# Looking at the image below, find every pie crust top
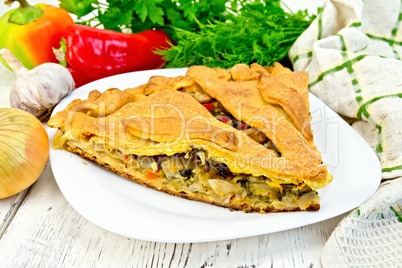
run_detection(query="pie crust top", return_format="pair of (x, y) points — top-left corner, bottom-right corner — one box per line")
(48, 63), (333, 190)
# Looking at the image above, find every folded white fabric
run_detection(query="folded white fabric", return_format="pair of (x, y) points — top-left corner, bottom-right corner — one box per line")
(321, 178), (402, 267)
(289, 0), (402, 266)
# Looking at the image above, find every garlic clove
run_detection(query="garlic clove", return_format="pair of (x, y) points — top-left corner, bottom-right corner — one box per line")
(1, 48), (75, 121)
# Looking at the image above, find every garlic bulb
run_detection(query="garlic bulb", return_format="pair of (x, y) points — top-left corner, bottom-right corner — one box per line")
(0, 48), (75, 121)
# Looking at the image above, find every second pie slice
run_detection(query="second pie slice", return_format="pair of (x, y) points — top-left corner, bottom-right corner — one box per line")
(48, 63), (333, 213)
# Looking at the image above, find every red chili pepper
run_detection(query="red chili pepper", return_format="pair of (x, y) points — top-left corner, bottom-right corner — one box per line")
(203, 103), (214, 112)
(62, 24), (172, 87)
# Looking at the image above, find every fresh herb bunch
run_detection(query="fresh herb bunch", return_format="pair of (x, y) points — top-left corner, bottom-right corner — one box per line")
(160, 3), (315, 68)
(58, 0), (237, 40)
(58, 0), (316, 68)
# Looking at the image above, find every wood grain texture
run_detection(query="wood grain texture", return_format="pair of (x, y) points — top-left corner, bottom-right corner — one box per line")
(0, 162), (344, 267)
(0, 190), (28, 238)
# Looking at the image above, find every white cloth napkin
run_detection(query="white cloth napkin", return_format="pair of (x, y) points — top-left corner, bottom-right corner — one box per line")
(321, 178), (402, 267)
(289, 0), (402, 266)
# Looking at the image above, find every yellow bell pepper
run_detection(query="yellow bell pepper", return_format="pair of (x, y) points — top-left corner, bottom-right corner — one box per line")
(0, 0), (74, 69)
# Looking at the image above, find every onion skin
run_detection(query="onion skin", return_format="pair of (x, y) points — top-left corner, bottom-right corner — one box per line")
(0, 108), (49, 199)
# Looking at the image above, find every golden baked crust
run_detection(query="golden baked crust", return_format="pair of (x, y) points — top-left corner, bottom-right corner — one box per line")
(48, 63), (333, 213)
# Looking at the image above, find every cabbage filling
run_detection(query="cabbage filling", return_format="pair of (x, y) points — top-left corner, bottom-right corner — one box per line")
(116, 148), (319, 211)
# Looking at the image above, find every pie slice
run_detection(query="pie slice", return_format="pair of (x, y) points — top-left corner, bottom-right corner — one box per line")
(48, 63), (333, 213)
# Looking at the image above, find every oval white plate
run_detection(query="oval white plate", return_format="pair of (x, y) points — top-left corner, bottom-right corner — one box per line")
(48, 68), (382, 243)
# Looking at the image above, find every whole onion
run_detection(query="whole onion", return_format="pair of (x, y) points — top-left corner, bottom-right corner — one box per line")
(0, 108), (49, 199)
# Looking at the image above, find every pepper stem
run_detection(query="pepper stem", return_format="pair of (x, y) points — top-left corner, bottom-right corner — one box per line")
(5, 0), (29, 7)
(6, 0), (44, 25)
(0, 49), (28, 77)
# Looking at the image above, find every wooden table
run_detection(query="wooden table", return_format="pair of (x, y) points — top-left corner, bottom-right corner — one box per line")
(0, 1), (346, 266)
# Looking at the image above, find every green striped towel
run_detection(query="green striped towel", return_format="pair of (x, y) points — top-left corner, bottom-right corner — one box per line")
(290, 0), (402, 179)
(289, 0), (402, 266)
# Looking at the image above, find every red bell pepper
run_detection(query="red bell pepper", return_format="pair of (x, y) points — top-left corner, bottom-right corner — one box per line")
(62, 24), (172, 87)
(203, 103), (215, 112)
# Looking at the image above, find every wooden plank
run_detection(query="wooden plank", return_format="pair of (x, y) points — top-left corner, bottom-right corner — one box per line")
(0, 190), (29, 238)
(0, 161), (343, 267)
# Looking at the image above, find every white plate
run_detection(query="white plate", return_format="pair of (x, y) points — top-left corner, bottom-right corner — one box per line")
(48, 68), (382, 243)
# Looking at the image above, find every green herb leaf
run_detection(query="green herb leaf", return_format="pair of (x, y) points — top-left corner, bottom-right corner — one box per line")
(59, 0), (97, 18)
(134, 1), (148, 22)
(98, 6), (134, 31)
(147, 4), (165, 26)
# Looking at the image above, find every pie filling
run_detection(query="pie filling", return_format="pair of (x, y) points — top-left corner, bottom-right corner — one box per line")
(58, 134), (320, 212)
(197, 98), (280, 156)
